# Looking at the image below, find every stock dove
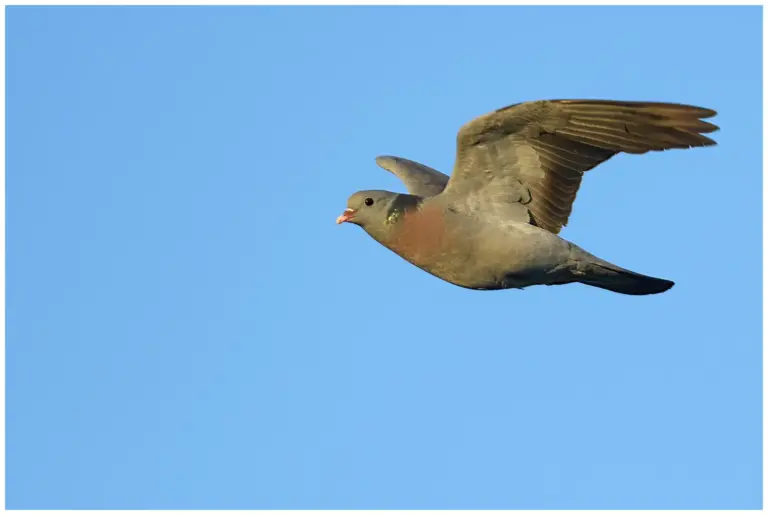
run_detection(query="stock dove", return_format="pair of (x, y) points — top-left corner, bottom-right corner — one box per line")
(336, 99), (718, 295)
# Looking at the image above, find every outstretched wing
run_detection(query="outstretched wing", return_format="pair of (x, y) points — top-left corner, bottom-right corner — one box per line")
(376, 155), (450, 197)
(442, 99), (719, 234)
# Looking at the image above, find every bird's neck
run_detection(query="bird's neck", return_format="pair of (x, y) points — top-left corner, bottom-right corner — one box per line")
(364, 193), (423, 244)
(385, 194), (423, 225)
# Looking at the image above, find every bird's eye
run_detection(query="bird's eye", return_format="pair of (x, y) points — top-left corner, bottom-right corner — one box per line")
(364, 197), (374, 206)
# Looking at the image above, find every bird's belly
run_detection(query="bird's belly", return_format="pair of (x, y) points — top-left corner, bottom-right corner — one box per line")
(392, 222), (572, 290)
(393, 242), (473, 284)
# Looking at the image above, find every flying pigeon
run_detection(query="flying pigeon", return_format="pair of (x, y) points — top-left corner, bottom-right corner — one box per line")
(336, 99), (718, 295)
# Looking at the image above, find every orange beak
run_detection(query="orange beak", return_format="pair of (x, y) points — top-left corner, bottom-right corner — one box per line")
(336, 208), (357, 224)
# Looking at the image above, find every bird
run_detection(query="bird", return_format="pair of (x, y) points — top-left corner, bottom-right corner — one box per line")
(336, 99), (718, 295)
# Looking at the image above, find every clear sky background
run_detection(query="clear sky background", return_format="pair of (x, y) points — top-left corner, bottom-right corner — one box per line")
(6, 5), (762, 510)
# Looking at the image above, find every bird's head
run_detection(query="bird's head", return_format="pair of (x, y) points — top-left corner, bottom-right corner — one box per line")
(336, 190), (401, 229)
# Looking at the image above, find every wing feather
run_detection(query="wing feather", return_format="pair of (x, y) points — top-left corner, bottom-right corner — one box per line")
(443, 99), (719, 233)
(375, 155), (449, 197)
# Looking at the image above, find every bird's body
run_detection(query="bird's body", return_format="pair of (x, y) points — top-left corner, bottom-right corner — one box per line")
(359, 192), (671, 294)
(376, 194), (565, 288)
(337, 99), (719, 296)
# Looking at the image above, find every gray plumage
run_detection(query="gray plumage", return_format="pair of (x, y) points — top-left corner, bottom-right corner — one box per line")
(337, 99), (719, 295)
(375, 155), (449, 197)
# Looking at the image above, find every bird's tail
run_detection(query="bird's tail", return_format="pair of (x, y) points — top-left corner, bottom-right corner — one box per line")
(576, 259), (674, 296)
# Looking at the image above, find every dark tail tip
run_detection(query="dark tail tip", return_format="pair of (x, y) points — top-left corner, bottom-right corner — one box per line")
(644, 278), (675, 295)
(581, 266), (675, 296)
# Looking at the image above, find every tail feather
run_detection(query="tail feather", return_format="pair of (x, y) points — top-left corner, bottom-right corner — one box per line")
(578, 262), (674, 296)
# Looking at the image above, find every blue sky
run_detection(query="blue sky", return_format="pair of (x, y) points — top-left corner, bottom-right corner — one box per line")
(6, 5), (762, 509)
